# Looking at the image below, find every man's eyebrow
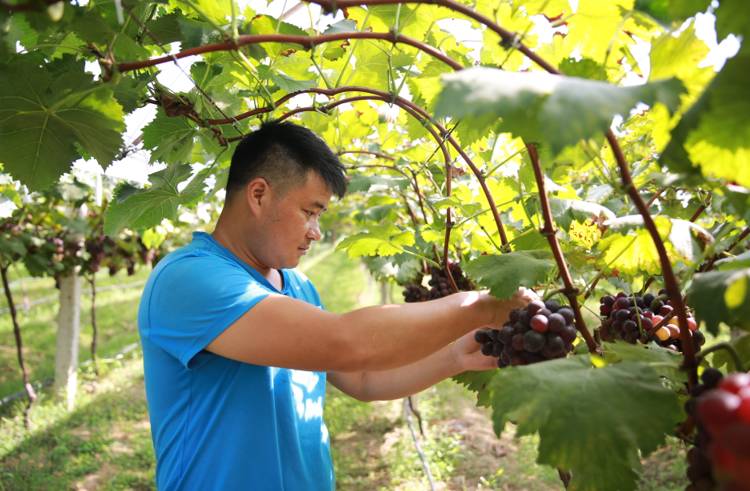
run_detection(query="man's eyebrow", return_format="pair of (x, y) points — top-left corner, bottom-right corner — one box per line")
(313, 201), (328, 211)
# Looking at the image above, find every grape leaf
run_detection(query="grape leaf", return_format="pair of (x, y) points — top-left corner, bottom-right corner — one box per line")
(649, 23), (712, 103)
(660, 52), (750, 187)
(634, 0), (710, 24)
(0, 57), (124, 190)
(716, 250), (750, 271)
(337, 226), (415, 257)
(687, 268), (750, 334)
(710, 334), (750, 372)
(104, 164), (202, 235)
(452, 370), (497, 407)
(142, 109), (198, 164)
(600, 341), (685, 381)
(464, 250), (554, 299)
(347, 175), (409, 193)
(488, 355), (683, 491)
(434, 68), (685, 155)
(714, 0), (750, 40)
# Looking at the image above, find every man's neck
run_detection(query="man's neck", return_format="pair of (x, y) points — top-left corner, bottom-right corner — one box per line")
(212, 219), (283, 290)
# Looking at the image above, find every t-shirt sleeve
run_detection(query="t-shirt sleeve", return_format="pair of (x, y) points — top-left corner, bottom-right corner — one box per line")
(144, 254), (272, 368)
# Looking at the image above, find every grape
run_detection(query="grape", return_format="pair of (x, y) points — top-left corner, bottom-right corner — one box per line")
(697, 390), (741, 436)
(481, 343), (494, 356)
(614, 297), (630, 310)
(701, 368), (724, 389)
(558, 307), (574, 324)
(715, 423), (750, 457)
(559, 325), (577, 343)
(511, 334), (525, 351)
(654, 327), (670, 342)
(498, 325), (514, 344)
(475, 329), (492, 344)
(530, 314), (549, 333)
(527, 300), (545, 316)
(719, 373), (750, 395)
(536, 307), (552, 318)
(642, 293), (655, 306)
(523, 330), (545, 353)
(650, 299), (664, 311)
(544, 335), (565, 357)
(693, 331), (706, 350)
(544, 299), (560, 312)
(547, 313), (566, 333)
(614, 309), (629, 322)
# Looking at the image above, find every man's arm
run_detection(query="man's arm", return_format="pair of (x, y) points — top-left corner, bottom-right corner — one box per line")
(327, 328), (496, 401)
(206, 289), (533, 373)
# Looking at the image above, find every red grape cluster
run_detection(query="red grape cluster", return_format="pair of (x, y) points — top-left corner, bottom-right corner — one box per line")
(685, 368), (750, 491)
(402, 263), (474, 303)
(475, 299), (578, 368)
(599, 290), (704, 352)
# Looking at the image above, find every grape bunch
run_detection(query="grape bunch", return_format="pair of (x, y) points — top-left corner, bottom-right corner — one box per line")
(599, 290), (704, 352)
(684, 368), (750, 491)
(403, 284), (430, 302)
(474, 299), (578, 368)
(402, 262), (474, 303)
(84, 235), (108, 273)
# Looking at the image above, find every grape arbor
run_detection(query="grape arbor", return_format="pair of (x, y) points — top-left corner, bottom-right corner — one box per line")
(1, 0), (750, 489)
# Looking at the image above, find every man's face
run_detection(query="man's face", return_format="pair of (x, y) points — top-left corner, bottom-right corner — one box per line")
(259, 170), (332, 269)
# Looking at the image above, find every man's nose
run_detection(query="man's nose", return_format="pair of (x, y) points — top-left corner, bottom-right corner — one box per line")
(307, 220), (322, 241)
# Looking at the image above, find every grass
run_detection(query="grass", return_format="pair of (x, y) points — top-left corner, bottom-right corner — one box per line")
(0, 267), (150, 399)
(0, 243), (691, 490)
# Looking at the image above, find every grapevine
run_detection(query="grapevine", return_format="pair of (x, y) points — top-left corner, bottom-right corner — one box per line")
(1, 0), (749, 489)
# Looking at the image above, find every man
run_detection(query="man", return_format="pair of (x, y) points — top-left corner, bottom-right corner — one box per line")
(138, 121), (534, 490)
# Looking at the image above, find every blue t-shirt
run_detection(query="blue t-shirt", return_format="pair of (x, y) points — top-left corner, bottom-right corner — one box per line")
(138, 231), (334, 490)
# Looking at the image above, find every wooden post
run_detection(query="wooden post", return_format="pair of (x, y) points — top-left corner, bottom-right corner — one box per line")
(55, 272), (82, 410)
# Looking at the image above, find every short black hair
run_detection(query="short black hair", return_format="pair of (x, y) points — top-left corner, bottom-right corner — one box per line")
(226, 121), (347, 200)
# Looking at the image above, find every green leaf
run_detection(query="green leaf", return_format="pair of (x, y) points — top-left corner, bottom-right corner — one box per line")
(464, 250), (554, 299)
(0, 57), (124, 190)
(146, 12), (184, 44)
(347, 174), (409, 193)
(559, 57), (608, 81)
(634, 0), (710, 24)
(337, 226), (415, 257)
(103, 164), (196, 235)
(711, 334), (750, 372)
(452, 370), (497, 407)
(601, 341), (685, 381)
(435, 68), (685, 155)
(716, 250), (750, 271)
(687, 268), (750, 334)
(142, 109), (198, 164)
(323, 19), (357, 34)
(714, 0), (750, 40)
(257, 65), (317, 93)
(649, 23), (712, 103)
(489, 355), (683, 491)
(660, 52), (750, 187)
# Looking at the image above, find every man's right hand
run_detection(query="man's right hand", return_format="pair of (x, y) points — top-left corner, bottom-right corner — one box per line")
(490, 287), (539, 327)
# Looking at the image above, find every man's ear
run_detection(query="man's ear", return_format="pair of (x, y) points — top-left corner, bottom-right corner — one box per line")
(245, 177), (271, 213)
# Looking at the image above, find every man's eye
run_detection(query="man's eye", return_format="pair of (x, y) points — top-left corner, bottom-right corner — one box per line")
(303, 209), (314, 217)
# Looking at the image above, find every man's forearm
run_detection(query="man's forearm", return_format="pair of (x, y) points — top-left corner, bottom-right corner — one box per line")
(354, 343), (463, 401)
(337, 291), (505, 371)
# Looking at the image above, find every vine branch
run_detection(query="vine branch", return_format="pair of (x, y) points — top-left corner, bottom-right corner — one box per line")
(526, 143), (598, 353)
